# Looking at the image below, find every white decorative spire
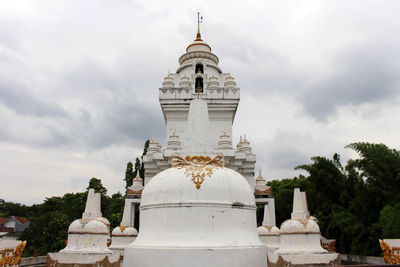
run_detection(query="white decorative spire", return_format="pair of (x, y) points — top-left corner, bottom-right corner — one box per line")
(162, 75), (175, 87)
(224, 74), (236, 88)
(82, 189), (101, 219)
(239, 134), (252, 154)
(95, 192), (102, 218)
(182, 99), (212, 153)
(147, 138), (162, 154)
(218, 131), (232, 149)
(130, 172), (144, 194)
(167, 132), (181, 150)
(120, 201), (131, 227)
(254, 170), (271, 195)
(236, 135), (243, 151)
(262, 204), (272, 227)
(208, 75), (220, 87)
(291, 188), (310, 219)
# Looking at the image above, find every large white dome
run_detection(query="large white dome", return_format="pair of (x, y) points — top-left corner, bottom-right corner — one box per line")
(141, 165), (255, 208)
(124, 155), (267, 267)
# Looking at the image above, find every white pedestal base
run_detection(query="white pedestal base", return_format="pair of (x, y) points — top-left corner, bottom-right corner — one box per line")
(124, 246), (267, 267)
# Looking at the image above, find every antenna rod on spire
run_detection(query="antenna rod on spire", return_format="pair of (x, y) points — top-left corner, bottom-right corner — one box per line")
(196, 12), (203, 40)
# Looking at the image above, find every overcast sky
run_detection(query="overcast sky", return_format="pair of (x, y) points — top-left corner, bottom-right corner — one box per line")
(1, 0), (399, 205)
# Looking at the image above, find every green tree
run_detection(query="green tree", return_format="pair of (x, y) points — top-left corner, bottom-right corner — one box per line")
(133, 157), (141, 178)
(124, 162), (135, 188)
(87, 177), (107, 195)
(19, 178), (121, 256)
(378, 203), (400, 238)
(124, 139), (150, 188)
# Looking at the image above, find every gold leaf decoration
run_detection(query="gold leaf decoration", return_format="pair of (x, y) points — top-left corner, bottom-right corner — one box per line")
(171, 154), (224, 189)
(295, 218), (309, 228)
(0, 241), (26, 266)
(380, 239), (400, 264)
(120, 226), (128, 232)
(264, 225), (273, 232)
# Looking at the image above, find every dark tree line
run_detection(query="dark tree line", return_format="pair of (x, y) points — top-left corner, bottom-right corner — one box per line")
(268, 142), (400, 256)
(0, 178), (124, 256)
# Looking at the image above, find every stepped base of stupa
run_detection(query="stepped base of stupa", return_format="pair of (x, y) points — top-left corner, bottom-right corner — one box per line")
(267, 252), (340, 267)
(46, 252), (121, 267)
(124, 246), (267, 267)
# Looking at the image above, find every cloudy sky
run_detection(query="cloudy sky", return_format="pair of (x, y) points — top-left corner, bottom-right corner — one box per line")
(1, 0), (399, 205)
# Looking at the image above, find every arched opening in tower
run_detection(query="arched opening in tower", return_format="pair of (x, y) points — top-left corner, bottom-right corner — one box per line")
(195, 77), (204, 93)
(195, 63), (204, 74)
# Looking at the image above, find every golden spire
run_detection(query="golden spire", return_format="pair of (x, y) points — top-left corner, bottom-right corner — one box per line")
(195, 12), (203, 41)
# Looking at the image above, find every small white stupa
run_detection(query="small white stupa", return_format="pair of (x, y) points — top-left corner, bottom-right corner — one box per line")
(257, 203), (280, 252)
(166, 132), (182, 150)
(218, 131), (232, 150)
(47, 189), (120, 267)
(124, 155), (267, 267)
(267, 188), (340, 266)
(109, 201), (138, 255)
(254, 170), (271, 195)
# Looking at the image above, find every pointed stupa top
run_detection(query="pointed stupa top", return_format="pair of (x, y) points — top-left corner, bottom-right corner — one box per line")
(185, 15), (212, 53)
(262, 203), (273, 227)
(179, 14), (219, 65)
(257, 204), (279, 236)
(196, 23), (202, 41)
(82, 189), (102, 219)
(291, 188), (310, 219)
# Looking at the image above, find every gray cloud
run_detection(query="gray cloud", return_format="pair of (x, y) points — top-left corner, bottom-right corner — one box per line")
(1, 0), (400, 204)
(299, 42), (400, 121)
(0, 76), (68, 118)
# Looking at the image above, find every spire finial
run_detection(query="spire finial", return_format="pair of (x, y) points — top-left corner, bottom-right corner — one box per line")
(196, 12), (203, 41)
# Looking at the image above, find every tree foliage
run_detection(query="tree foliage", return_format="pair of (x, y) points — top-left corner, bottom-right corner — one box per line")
(16, 178), (124, 256)
(124, 140), (150, 188)
(269, 142), (400, 256)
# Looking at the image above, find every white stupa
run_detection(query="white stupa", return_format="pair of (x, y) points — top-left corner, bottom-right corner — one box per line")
(124, 155), (267, 267)
(257, 203), (280, 252)
(267, 188), (340, 266)
(109, 200), (138, 254)
(47, 189), (120, 267)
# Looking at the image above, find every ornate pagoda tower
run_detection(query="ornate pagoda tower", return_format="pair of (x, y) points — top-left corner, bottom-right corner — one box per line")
(142, 24), (257, 189)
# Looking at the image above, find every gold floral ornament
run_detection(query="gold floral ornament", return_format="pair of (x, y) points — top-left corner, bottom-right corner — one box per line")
(172, 154), (224, 189)
(380, 239), (400, 264)
(0, 241), (26, 266)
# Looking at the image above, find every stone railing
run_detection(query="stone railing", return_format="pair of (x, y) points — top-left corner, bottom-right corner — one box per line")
(20, 256), (47, 267)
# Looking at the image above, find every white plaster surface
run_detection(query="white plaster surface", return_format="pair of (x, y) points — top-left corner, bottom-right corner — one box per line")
(124, 167), (267, 267)
(109, 226), (137, 254)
